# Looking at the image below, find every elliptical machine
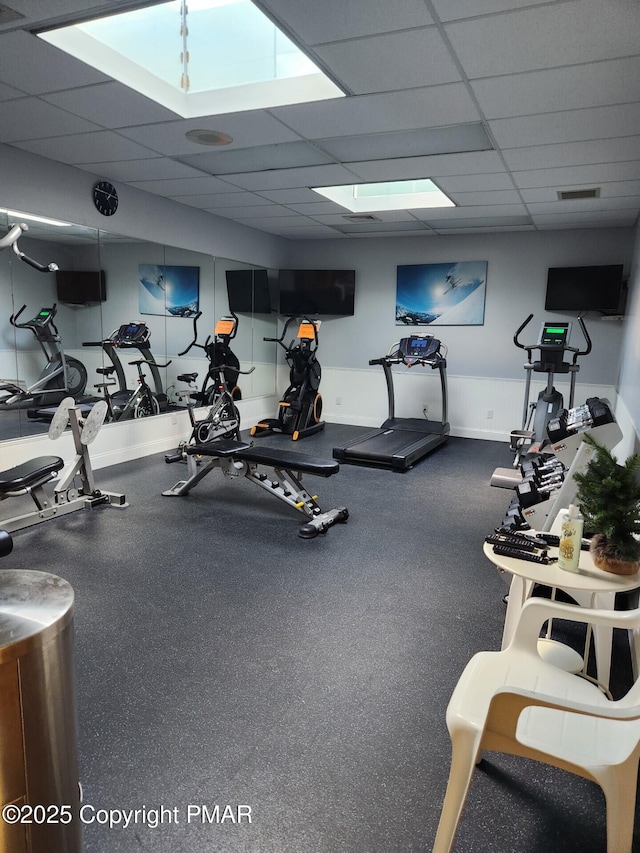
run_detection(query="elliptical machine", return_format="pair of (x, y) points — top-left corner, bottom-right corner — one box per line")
(251, 316), (324, 441)
(0, 304), (88, 408)
(509, 314), (592, 463)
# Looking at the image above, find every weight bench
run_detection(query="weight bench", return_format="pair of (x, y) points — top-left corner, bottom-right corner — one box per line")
(162, 438), (348, 538)
(0, 398), (127, 534)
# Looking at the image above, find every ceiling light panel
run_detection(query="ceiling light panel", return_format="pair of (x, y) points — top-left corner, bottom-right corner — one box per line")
(312, 178), (455, 213)
(38, 0), (344, 117)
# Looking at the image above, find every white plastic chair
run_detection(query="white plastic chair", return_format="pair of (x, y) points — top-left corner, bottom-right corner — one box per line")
(433, 597), (640, 853)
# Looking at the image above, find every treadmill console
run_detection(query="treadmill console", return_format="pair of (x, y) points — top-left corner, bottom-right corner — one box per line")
(398, 335), (441, 362)
(112, 322), (151, 346)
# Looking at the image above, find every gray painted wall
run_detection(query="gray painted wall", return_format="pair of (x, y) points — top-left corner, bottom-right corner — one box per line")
(284, 230), (634, 388)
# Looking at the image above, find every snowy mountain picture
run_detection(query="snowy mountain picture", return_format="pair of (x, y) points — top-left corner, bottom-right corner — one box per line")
(396, 261), (487, 326)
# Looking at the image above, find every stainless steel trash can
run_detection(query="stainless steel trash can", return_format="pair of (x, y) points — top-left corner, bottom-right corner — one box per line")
(0, 570), (81, 853)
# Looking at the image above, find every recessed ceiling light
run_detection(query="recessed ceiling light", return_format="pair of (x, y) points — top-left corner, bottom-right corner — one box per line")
(185, 129), (234, 146)
(312, 179), (455, 213)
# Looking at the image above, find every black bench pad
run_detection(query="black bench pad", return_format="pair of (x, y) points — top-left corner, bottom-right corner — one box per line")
(0, 455), (64, 494)
(188, 440), (339, 477)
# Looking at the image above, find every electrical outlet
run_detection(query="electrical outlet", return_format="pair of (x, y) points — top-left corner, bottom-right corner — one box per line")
(423, 404), (429, 416)
(487, 409), (494, 420)
(336, 397), (342, 406)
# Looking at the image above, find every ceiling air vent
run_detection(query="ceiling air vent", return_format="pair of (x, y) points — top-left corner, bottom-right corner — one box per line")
(342, 214), (381, 222)
(557, 188), (601, 200)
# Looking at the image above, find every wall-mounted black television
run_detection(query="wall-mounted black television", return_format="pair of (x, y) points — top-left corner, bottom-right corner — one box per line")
(56, 270), (106, 304)
(225, 268), (272, 314)
(278, 269), (356, 316)
(544, 264), (625, 312)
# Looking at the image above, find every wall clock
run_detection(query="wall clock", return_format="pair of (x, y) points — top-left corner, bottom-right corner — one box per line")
(93, 181), (119, 216)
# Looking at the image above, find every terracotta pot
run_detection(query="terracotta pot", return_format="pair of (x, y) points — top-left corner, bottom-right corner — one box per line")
(590, 534), (640, 576)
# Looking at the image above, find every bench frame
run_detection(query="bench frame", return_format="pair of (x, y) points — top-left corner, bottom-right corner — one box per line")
(163, 439), (348, 538)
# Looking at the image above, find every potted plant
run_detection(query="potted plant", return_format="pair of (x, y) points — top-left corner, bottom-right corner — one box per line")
(574, 434), (640, 575)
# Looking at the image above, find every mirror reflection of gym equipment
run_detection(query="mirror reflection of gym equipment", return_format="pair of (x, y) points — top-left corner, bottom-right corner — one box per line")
(83, 322), (170, 421)
(333, 334), (450, 471)
(0, 304), (88, 410)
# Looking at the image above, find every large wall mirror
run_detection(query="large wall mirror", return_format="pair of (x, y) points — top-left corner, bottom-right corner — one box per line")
(0, 210), (277, 441)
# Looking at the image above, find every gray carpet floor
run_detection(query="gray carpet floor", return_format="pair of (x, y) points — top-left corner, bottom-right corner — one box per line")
(1, 424), (636, 852)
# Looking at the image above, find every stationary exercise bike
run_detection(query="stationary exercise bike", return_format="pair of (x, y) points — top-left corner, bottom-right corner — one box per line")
(165, 312), (254, 462)
(251, 316), (324, 441)
(509, 314), (592, 463)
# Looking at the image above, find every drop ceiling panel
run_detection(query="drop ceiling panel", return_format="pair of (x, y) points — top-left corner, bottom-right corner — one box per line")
(220, 163), (359, 191)
(437, 172), (517, 192)
(445, 189), (523, 206)
(436, 225), (536, 234)
(255, 188), (324, 204)
(512, 161), (640, 190)
(336, 221), (431, 233)
(348, 151), (505, 181)
(411, 204), (527, 221)
(427, 215), (532, 229)
(310, 210), (418, 226)
(270, 84), (480, 139)
(78, 158), (211, 182)
(445, 0), (640, 78)
(526, 196), (640, 215)
(14, 130), (159, 164)
(177, 141), (334, 175)
(0, 31), (108, 93)
(532, 211), (638, 227)
(284, 201), (348, 215)
(257, 0), (433, 44)
(432, 0), (552, 22)
(522, 181), (640, 203)
(317, 124), (492, 163)
(503, 136), (640, 171)
(204, 204), (293, 219)
(0, 81), (25, 101)
(118, 112), (302, 156)
(43, 82), (177, 127)
(0, 0), (636, 238)
(129, 179), (245, 197)
(313, 28), (460, 95)
(471, 57), (640, 120)
(169, 192), (270, 209)
(490, 103), (640, 149)
(0, 97), (100, 141)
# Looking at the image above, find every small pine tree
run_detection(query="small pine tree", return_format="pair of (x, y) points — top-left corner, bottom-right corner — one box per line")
(574, 434), (640, 562)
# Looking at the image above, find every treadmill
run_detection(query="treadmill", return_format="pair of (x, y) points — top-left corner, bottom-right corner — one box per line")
(333, 334), (449, 471)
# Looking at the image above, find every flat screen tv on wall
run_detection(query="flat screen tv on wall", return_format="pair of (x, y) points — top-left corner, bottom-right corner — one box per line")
(278, 269), (356, 316)
(544, 264), (625, 312)
(225, 268), (273, 314)
(56, 270), (106, 304)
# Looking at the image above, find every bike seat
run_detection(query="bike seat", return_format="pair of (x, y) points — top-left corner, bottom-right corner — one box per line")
(177, 372), (198, 383)
(96, 366), (116, 375)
